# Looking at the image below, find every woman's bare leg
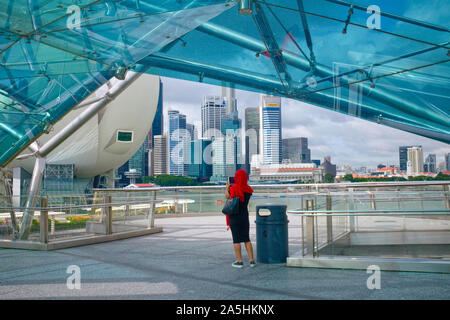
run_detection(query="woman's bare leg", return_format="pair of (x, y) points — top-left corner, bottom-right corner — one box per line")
(233, 243), (243, 262)
(244, 241), (254, 262)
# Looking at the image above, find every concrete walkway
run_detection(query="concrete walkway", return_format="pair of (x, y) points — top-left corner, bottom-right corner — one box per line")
(0, 215), (449, 299)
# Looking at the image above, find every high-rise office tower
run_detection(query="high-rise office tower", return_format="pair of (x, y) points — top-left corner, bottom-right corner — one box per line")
(240, 135), (251, 174)
(221, 85), (237, 114)
(201, 96), (226, 139)
(225, 135), (241, 177)
(445, 153), (450, 171)
(148, 79), (164, 176)
(312, 159), (321, 167)
(424, 154), (437, 173)
(221, 111), (241, 135)
(211, 137), (226, 180)
(222, 111), (241, 161)
(153, 134), (168, 175)
(211, 111), (242, 182)
(282, 137), (311, 163)
(168, 110), (188, 176)
(322, 155), (337, 176)
(185, 123), (196, 173)
(128, 143), (147, 176)
(153, 135), (168, 176)
(260, 95), (282, 165)
(437, 161), (445, 173)
(211, 135), (240, 181)
(245, 107), (260, 159)
(399, 146), (412, 172)
(115, 138), (148, 187)
(147, 79), (164, 149)
(188, 139), (213, 181)
(407, 146), (424, 175)
(399, 145), (421, 172)
(186, 123), (197, 141)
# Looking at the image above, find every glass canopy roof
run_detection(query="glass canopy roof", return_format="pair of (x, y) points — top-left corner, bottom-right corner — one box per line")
(0, 0), (449, 166)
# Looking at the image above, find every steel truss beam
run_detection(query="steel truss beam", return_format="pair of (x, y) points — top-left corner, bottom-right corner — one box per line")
(141, 52), (449, 141)
(195, 22), (449, 129)
(296, 0), (316, 65)
(252, 2), (292, 90)
(325, 0), (450, 33)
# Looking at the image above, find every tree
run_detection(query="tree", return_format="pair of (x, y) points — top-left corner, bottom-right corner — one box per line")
(342, 174), (354, 182)
(142, 176), (155, 184)
(435, 173), (450, 181)
(408, 175), (434, 181)
(141, 174), (199, 186)
(323, 173), (335, 183)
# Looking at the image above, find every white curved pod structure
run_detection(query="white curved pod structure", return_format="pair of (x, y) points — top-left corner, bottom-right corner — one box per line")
(9, 73), (160, 178)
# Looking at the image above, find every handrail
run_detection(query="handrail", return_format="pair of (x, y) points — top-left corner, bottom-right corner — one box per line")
(288, 208), (450, 216)
(288, 209), (450, 213)
(1, 190), (447, 201)
(288, 212), (450, 216)
(1, 181), (447, 215)
(0, 199), (162, 211)
(93, 180), (450, 192)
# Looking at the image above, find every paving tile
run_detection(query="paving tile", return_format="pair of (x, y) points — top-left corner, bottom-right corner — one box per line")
(0, 215), (449, 299)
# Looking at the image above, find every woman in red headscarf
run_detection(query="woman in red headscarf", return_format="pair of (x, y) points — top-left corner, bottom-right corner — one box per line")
(225, 169), (255, 268)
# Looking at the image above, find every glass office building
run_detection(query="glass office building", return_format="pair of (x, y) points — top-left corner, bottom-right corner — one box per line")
(282, 137), (311, 163)
(188, 139), (212, 181)
(169, 110), (188, 176)
(211, 136), (241, 182)
(260, 95), (282, 165)
(424, 154), (437, 173)
(153, 134), (168, 176)
(201, 96), (226, 139)
(245, 107), (260, 158)
(221, 111), (241, 135)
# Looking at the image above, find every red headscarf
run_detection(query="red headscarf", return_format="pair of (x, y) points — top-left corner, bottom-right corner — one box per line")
(226, 170), (253, 229)
(229, 169), (254, 202)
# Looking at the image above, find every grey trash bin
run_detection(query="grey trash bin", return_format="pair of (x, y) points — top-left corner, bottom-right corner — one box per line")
(255, 204), (289, 263)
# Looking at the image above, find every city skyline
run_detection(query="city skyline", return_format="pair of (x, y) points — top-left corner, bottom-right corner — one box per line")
(161, 77), (449, 169)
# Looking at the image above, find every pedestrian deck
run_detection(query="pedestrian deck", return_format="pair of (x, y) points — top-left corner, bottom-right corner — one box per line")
(0, 215), (449, 299)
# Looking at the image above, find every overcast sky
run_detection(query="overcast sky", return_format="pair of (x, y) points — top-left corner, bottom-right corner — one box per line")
(161, 76), (449, 169)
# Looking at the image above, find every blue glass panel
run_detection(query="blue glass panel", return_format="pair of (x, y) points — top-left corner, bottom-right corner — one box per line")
(0, 0), (448, 167)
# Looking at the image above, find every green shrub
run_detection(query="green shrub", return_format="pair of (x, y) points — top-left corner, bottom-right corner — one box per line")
(29, 216), (90, 232)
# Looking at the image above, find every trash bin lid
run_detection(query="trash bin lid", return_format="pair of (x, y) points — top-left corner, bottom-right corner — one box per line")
(256, 204), (288, 221)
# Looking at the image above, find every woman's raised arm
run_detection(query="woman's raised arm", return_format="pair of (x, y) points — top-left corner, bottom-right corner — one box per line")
(225, 182), (231, 199)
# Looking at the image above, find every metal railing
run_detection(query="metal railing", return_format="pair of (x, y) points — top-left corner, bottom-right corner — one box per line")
(0, 181), (448, 251)
(287, 186), (450, 260)
(0, 193), (161, 244)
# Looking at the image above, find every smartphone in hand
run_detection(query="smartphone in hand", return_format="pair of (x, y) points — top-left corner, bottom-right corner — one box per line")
(228, 176), (235, 185)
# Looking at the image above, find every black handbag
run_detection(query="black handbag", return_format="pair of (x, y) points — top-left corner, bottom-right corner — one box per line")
(222, 197), (240, 216)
